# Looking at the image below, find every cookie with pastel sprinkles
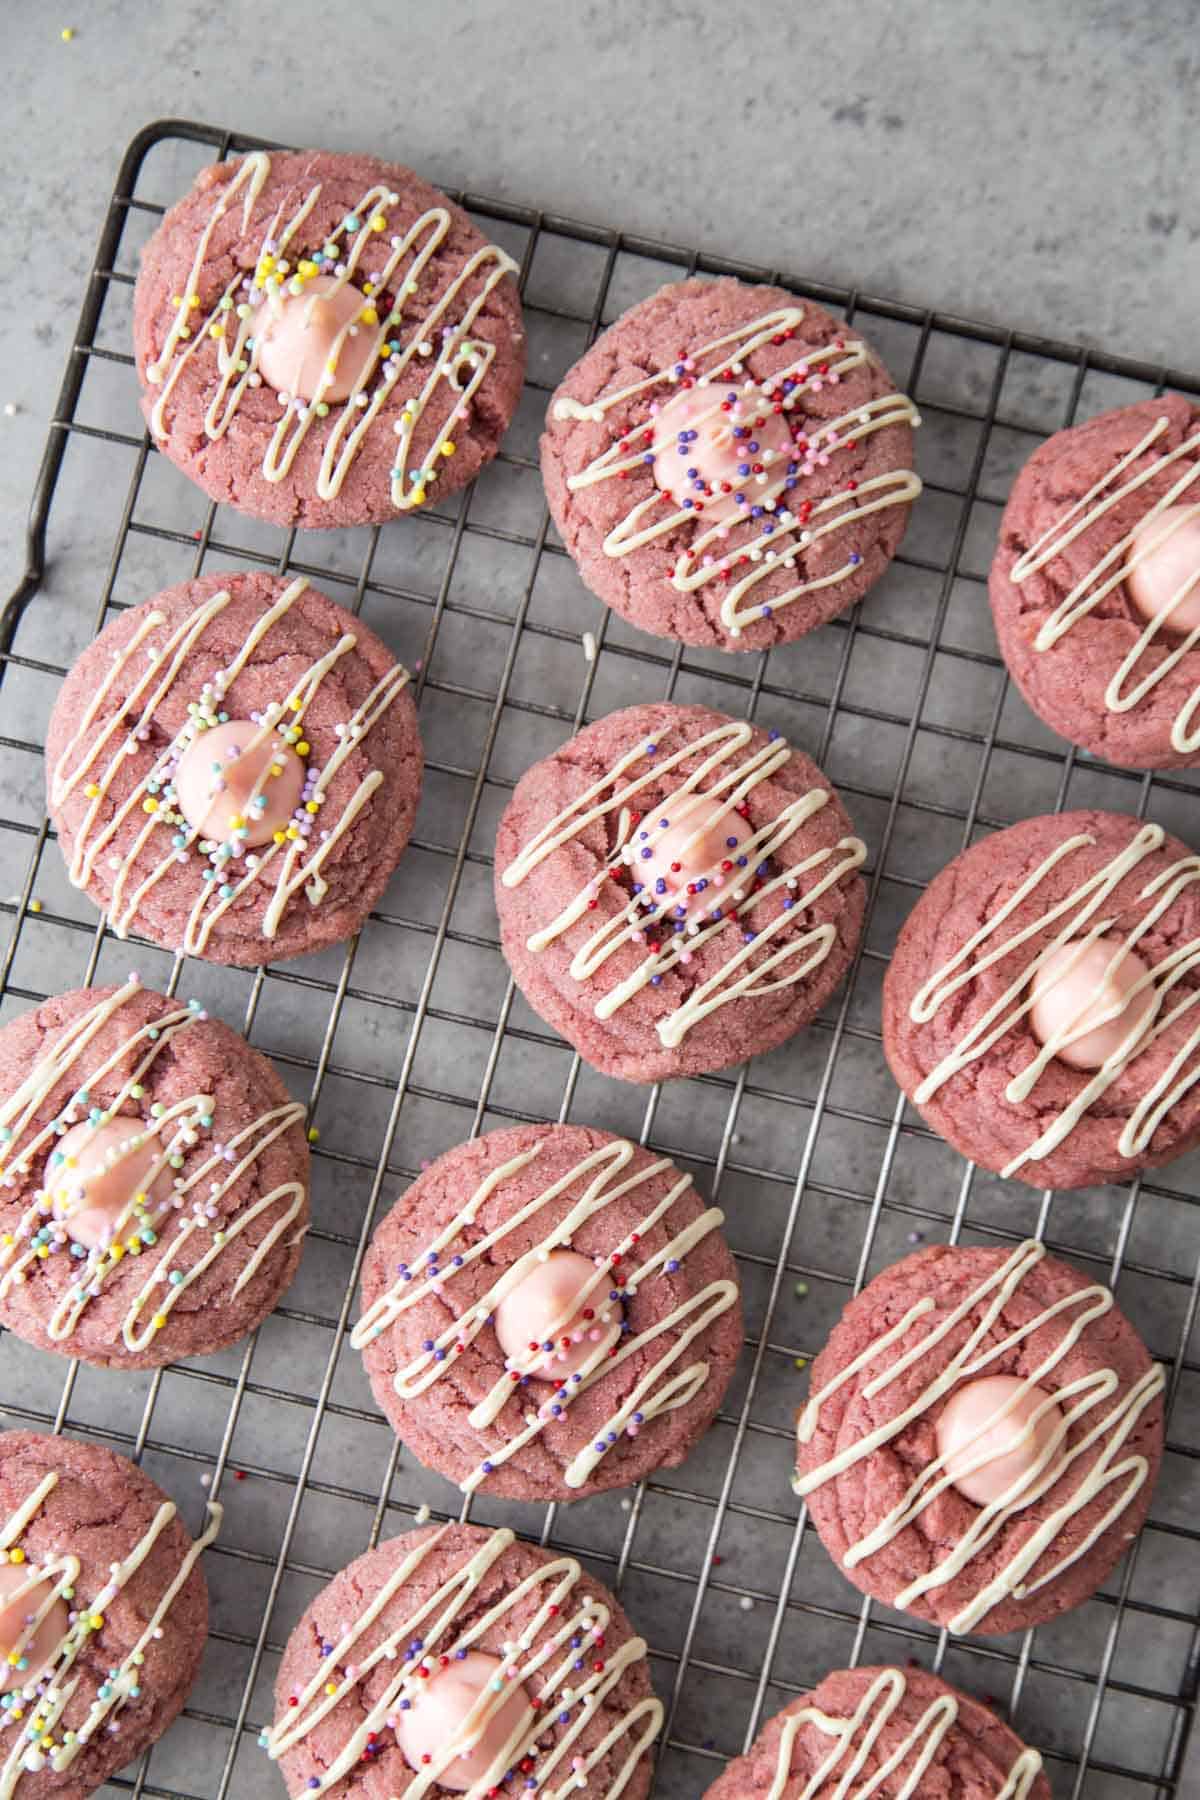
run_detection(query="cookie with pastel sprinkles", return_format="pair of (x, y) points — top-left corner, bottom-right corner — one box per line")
(0, 1430), (214, 1797)
(0, 980), (309, 1369)
(355, 1122), (743, 1501)
(46, 569), (422, 966)
(133, 148), (526, 528)
(494, 701), (867, 1082)
(989, 395), (1200, 770)
(541, 276), (920, 651)
(266, 1521), (659, 1798)
(793, 1242), (1163, 1637)
(703, 1665), (1050, 1800)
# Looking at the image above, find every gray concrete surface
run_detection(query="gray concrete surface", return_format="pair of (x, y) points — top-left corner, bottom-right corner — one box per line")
(2, 0), (1197, 594)
(0, 4), (1198, 1797)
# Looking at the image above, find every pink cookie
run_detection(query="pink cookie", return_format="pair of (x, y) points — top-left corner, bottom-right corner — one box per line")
(355, 1123), (742, 1501)
(882, 809), (1200, 1189)
(267, 1522), (660, 1798)
(133, 149), (526, 529)
(541, 277), (920, 652)
(0, 1431), (214, 1797)
(794, 1243), (1164, 1636)
(494, 703), (867, 1083)
(46, 570), (422, 967)
(703, 1665), (1050, 1800)
(989, 395), (1200, 769)
(0, 981), (309, 1370)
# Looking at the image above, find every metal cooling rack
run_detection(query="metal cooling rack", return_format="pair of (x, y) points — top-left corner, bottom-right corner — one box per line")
(1, 118), (1199, 1800)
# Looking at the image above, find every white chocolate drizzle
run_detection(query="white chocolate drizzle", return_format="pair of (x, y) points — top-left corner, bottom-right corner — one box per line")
(263, 1523), (661, 1798)
(49, 576), (411, 952)
(145, 152), (519, 510)
(1013, 414), (1200, 753)
(554, 306), (920, 636)
(766, 1666), (1043, 1800)
(793, 1240), (1164, 1635)
(906, 821), (1200, 1177)
(0, 980), (306, 1349)
(0, 1468), (220, 1796)
(352, 1137), (737, 1490)
(500, 718), (865, 1049)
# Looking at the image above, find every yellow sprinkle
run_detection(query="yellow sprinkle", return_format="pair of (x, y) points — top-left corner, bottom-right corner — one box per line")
(273, 830), (286, 845)
(179, 327), (190, 339)
(110, 1242), (125, 1261)
(307, 1127), (320, 1144)
(359, 306), (378, 326)
(35, 1245), (49, 1260)
(88, 1613), (104, 1630)
(285, 825), (299, 841)
(325, 1680), (337, 1695)
(8, 1706), (22, 1720)
(296, 740), (309, 756)
(440, 441), (455, 457)
(370, 215), (386, 232)
(142, 798), (158, 813)
(9, 1549), (24, 1565)
(152, 1315), (167, 1331)
(28, 899), (42, 914)
(326, 359), (338, 374)
(5, 1652), (17, 1666)
(305, 800), (319, 814)
(188, 294), (200, 310)
(84, 782), (100, 798)
(229, 814), (246, 830)
(259, 254), (276, 274)
(208, 323), (225, 339)
(289, 697), (302, 711)
(362, 282), (375, 297)
(411, 486), (426, 505)
(60, 26), (75, 41)
(1, 1234), (12, 1246)
(297, 260), (317, 279)
(794, 1356), (808, 1371)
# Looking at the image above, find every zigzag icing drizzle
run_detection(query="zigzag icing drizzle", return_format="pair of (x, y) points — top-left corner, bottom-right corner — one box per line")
(0, 1470), (219, 1796)
(1013, 414), (1200, 752)
(263, 1523), (661, 1798)
(500, 719), (865, 1049)
(352, 1136), (737, 1490)
(145, 150), (519, 510)
(907, 821), (1200, 1177)
(554, 306), (920, 635)
(0, 980), (306, 1349)
(49, 576), (410, 953)
(765, 1667), (1042, 1800)
(793, 1240), (1164, 1635)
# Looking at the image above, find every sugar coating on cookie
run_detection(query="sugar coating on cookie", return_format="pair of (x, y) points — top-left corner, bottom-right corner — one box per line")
(133, 149), (526, 528)
(46, 570), (422, 966)
(0, 981), (310, 1369)
(794, 1242), (1164, 1637)
(702, 1664), (1050, 1800)
(882, 808), (1200, 1189)
(355, 1123), (742, 1501)
(0, 1431), (215, 1795)
(494, 702), (867, 1082)
(266, 1521), (661, 1798)
(541, 277), (920, 651)
(989, 394), (1200, 769)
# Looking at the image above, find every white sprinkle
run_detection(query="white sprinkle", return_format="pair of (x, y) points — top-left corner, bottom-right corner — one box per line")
(738, 1595), (754, 1612)
(619, 1497), (632, 1512)
(414, 1503), (431, 1526)
(582, 631), (597, 664)
(3, 402), (17, 418)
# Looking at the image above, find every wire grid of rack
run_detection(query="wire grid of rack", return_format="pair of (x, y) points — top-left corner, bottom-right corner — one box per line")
(1, 118), (1198, 1800)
